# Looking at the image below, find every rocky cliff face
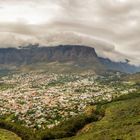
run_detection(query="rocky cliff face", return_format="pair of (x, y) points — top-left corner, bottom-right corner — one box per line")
(0, 45), (98, 64)
(0, 45), (139, 73)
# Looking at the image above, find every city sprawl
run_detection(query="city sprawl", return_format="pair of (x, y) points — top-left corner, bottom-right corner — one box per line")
(0, 71), (137, 129)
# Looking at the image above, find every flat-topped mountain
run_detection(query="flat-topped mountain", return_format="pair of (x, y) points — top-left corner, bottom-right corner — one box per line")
(0, 45), (139, 73)
(0, 45), (98, 64)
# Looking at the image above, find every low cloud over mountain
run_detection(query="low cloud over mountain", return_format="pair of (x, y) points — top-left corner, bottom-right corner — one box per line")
(0, 0), (140, 65)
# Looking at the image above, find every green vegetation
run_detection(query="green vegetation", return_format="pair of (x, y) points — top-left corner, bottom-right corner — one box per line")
(0, 69), (12, 77)
(40, 105), (104, 140)
(64, 91), (140, 140)
(0, 121), (39, 140)
(0, 83), (15, 91)
(123, 72), (140, 83)
(0, 104), (104, 140)
(0, 129), (21, 140)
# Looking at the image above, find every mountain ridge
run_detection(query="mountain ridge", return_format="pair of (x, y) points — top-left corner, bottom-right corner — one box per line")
(0, 44), (139, 73)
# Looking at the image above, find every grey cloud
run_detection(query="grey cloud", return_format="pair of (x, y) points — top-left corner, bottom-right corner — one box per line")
(0, 0), (140, 65)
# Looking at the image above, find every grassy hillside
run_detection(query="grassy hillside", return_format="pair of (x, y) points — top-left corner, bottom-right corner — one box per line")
(0, 129), (21, 140)
(17, 62), (102, 74)
(63, 92), (140, 140)
(123, 72), (140, 83)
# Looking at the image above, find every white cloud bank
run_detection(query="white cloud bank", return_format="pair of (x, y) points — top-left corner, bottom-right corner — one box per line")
(0, 0), (140, 65)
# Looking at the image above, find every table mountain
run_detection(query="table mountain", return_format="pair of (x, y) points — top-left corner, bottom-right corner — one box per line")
(0, 45), (139, 73)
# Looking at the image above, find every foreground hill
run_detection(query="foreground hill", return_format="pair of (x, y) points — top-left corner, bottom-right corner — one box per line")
(0, 45), (139, 73)
(0, 129), (21, 140)
(63, 92), (140, 140)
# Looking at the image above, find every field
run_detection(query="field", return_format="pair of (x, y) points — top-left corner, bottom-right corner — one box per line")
(0, 129), (21, 140)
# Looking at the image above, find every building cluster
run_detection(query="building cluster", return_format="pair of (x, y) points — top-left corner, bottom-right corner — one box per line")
(0, 71), (137, 129)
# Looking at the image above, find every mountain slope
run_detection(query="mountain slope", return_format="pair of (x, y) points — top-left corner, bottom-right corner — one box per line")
(99, 57), (140, 73)
(0, 45), (139, 73)
(123, 72), (140, 83)
(64, 92), (140, 140)
(0, 45), (99, 64)
(0, 129), (21, 140)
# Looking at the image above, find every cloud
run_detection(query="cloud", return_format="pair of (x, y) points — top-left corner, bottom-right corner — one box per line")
(0, 0), (140, 65)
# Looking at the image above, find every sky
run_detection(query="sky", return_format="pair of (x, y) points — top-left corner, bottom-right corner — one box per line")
(0, 0), (140, 65)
